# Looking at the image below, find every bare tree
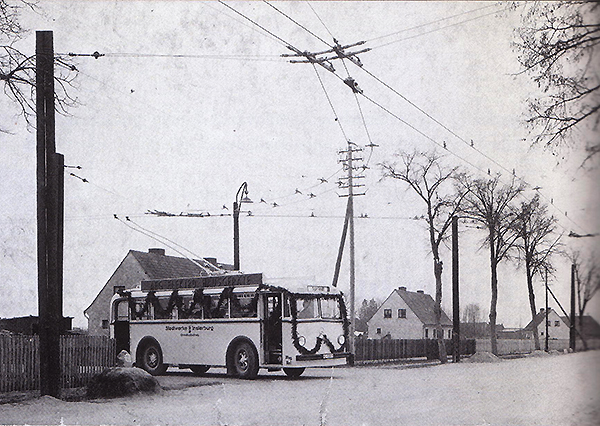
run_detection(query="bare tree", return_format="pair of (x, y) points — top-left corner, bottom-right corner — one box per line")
(514, 2), (600, 163)
(462, 303), (482, 324)
(1, 0), (77, 131)
(458, 174), (525, 355)
(512, 195), (561, 350)
(381, 150), (469, 363)
(573, 251), (600, 331)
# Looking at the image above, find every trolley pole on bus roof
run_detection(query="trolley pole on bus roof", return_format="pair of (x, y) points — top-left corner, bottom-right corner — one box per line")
(36, 30), (64, 397)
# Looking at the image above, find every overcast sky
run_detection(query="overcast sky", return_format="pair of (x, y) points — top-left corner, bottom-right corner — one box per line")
(1, 1), (598, 329)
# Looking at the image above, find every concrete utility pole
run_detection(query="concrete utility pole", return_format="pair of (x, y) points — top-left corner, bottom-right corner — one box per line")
(452, 216), (460, 363)
(36, 31), (63, 397)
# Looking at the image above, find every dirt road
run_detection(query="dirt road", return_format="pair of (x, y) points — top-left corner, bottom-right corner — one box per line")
(1, 351), (598, 425)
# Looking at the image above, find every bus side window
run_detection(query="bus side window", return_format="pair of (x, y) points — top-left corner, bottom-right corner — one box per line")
(231, 293), (258, 318)
(210, 295), (229, 319)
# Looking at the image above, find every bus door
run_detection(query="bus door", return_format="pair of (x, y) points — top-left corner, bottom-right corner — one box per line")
(263, 293), (282, 364)
(113, 298), (130, 353)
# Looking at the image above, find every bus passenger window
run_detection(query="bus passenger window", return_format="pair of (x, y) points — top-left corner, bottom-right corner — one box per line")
(210, 295), (229, 318)
(231, 293), (257, 318)
(296, 298), (317, 319)
(320, 298), (341, 319)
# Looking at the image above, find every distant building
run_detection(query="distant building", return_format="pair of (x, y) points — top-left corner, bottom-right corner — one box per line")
(367, 286), (452, 339)
(0, 315), (73, 335)
(461, 322), (506, 339)
(568, 315), (600, 340)
(523, 308), (570, 341)
(84, 248), (232, 336)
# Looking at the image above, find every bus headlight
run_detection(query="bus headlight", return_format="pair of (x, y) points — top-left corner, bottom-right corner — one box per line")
(298, 335), (306, 346)
(337, 335), (346, 345)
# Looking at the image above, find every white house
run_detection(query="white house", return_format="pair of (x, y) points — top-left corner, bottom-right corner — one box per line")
(367, 286), (452, 339)
(523, 308), (570, 341)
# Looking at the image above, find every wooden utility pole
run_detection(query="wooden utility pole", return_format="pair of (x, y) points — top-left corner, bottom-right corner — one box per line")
(36, 30), (63, 397)
(347, 142), (356, 361)
(451, 216), (460, 363)
(545, 268), (549, 352)
(569, 263), (576, 351)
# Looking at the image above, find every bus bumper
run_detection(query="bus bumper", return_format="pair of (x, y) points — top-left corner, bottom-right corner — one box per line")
(295, 352), (351, 362)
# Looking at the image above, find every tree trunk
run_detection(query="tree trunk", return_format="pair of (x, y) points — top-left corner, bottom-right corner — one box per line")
(489, 229), (498, 356)
(433, 258), (447, 364)
(525, 256), (540, 350)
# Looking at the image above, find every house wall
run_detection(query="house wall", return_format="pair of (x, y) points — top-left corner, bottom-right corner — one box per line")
(537, 310), (570, 341)
(84, 253), (148, 336)
(368, 292), (425, 339)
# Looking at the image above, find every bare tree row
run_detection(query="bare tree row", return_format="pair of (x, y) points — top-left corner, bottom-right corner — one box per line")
(381, 150), (598, 357)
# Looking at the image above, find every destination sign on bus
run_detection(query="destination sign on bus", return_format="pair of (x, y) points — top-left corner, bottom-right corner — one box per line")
(140, 273), (263, 291)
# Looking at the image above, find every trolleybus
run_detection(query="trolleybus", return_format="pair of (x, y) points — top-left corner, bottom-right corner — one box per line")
(109, 273), (349, 378)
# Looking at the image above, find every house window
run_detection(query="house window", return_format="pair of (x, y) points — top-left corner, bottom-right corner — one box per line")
(554, 321), (560, 327)
(383, 309), (392, 319)
(376, 328), (381, 334)
(425, 329), (429, 339)
(547, 320), (552, 326)
(101, 319), (109, 329)
(398, 309), (406, 318)
(448, 329), (452, 339)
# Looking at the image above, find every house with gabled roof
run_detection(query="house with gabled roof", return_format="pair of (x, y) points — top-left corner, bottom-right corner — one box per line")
(367, 286), (452, 339)
(522, 308), (570, 341)
(84, 248), (232, 336)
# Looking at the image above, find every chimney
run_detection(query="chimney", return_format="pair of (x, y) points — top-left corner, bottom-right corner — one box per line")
(417, 290), (424, 294)
(398, 286), (407, 291)
(204, 257), (218, 266)
(148, 248), (165, 256)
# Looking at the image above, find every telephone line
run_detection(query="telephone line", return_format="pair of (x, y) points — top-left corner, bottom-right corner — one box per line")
(263, 0), (332, 48)
(369, 6), (509, 50)
(366, 3), (498, 43)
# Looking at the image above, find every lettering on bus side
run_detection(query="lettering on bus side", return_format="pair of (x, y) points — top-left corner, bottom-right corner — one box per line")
(165, 324), (214, 336)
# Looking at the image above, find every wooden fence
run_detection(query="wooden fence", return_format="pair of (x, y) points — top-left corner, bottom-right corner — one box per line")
(476, 338), (600, 355)
(0, 334), (116, 392)
(354, 338), (476, 362)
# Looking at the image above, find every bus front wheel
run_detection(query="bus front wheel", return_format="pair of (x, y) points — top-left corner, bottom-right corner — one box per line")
(229, 341), (259, 379)
(138, 341), (167, 376)
(283, 367), (305, 378)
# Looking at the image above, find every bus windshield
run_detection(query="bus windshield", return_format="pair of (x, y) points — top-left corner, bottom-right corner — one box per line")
(294, 296), (341, 319)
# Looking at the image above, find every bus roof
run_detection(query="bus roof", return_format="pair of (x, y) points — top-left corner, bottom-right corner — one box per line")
(140, 273), (262, 291)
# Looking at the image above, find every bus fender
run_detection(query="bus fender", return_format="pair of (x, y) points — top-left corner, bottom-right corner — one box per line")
(226, 336), (258, 376)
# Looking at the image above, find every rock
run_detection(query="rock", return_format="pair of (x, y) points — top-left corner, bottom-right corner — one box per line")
(116, 350), (133, 367)
(87, 367), (161, 399)
(463, 351), (502, 363)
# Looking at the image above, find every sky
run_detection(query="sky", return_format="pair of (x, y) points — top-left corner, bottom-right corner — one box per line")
(1, 1), (599, 329)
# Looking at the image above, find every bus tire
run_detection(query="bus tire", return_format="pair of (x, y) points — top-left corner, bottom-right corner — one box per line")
(227, 339), (259, 379)
(190, 365), (210, 375)
(283, 367), (305, 378)
(137, 339), (167, 376)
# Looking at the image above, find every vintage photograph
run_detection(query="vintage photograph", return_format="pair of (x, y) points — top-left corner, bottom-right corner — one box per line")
(1, 1), (599, 424)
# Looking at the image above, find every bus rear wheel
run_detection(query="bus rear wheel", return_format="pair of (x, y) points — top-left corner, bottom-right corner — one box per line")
(138, 341), (167, 376)
(283, 367), (305, 378)
(190, 365), (210, 375)
(230, 341), (259, 379)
